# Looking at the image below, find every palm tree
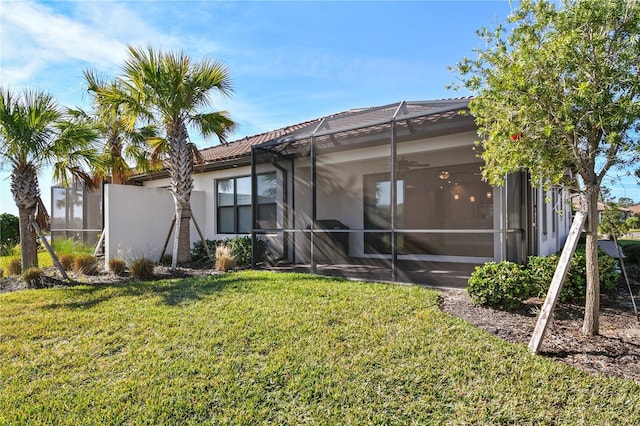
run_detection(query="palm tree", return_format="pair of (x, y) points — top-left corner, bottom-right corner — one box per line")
(0, 88), (99, 269)
(82, 71), (159, 184)
(94, 46), (236, 268)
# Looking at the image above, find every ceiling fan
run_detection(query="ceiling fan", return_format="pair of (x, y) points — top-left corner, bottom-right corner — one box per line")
(396, 156), (429, 176)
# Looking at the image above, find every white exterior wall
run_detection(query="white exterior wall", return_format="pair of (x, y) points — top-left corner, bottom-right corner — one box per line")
(536, 186), (572, 257)
(104, 184), (204, 266)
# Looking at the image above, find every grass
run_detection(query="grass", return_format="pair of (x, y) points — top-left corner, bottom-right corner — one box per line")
(0, 252), (53, 275)
(0, 238), (94, 276)
(0, 271), (639, 424)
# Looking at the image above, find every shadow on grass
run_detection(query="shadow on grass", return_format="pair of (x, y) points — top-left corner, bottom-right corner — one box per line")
(40, 272), (274, 311)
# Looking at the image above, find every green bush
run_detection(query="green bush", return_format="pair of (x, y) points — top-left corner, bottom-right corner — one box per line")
(469, 248), (621, 309)
(567, 248), (618, 298)
(108, 258), (127, 276)
(525, 254), (559, 298)
(0, 213), (19, 256)
(191, 236), (267, 266)
(130, 258), (154, 281)
(467, 262), (531, 309)
(622, 243), (640, 264)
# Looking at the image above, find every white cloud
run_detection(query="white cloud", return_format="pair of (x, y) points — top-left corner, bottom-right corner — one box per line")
(0, 0), (178, 87)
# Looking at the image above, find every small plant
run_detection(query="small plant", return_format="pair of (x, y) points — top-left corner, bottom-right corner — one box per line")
(0, 267), (4, 278)
(53, 238), (93, 256)
(160, 254), (173, 266)
(7, 258), (22, 276)
(59, 254), (76, 271)
(20, 267), (43, 288)
(74, 254), (99, 275)
(130, 258), (154, 280)
(108, 258), (127, 276)
(215, 245), (236, 272)
(191, 239), (219, 262)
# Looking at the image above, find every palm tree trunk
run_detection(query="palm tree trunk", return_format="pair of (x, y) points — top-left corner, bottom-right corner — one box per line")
(11, 165), (40, 269)
(582, 184), (600, 336)
(17, 207), (38, 269)
(168, 121), (193, 267)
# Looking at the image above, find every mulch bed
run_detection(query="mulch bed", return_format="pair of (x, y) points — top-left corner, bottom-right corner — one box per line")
(439, 281), (640, 383)
(2, 263), (639, 383)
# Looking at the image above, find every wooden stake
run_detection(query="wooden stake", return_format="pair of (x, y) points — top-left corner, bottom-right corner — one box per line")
(528, 211), (587, 354)
(159, 215), (176, 264)
(30, 220), (69, 281)
(191, 213), (214, 262)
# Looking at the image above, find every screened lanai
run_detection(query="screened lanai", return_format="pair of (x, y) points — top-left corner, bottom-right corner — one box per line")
(249, 99), (532, 286)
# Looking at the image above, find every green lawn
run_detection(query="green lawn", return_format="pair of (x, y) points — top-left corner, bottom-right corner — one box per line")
(1, 271), (638, 424)
(0, 251), (53, 274)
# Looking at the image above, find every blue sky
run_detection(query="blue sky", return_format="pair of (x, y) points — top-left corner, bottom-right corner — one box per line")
(1, 0), (638, 215)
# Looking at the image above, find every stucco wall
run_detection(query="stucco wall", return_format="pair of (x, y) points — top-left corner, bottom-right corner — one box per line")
(104, 184), (205, 266)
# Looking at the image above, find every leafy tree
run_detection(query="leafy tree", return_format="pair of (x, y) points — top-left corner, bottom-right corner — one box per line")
(451, 0), (640, 335)
(91, 46), (236, 269)
(626, 214), (640, 230)
(617, 196), (636, 208)
(82, 71), (159, 184)
(0, 213), (19, 256)
(599, 203), (629, 239)
(0, 88), (99, 268)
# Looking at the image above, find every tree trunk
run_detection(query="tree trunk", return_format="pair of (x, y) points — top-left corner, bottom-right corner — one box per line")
(11, 165), (40, 269)
(582, 185), (600, 336)
(168, 121), (193, 266)
(18, 207), (38, 269)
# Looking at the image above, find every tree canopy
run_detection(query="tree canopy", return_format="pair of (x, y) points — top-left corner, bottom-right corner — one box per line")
(451, 0), (640, 335)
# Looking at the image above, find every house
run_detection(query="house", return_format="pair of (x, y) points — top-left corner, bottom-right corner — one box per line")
(51, 99), (573, 287)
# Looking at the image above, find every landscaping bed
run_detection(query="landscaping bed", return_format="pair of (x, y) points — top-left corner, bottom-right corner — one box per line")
(439, 276), (640, 383)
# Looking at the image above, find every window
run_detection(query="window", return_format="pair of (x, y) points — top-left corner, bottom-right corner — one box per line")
(363, 163), (493, 256)
(216, 173), (276, 234)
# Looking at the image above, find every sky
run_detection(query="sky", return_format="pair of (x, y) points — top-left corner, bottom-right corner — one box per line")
(1, 0), (639, 216)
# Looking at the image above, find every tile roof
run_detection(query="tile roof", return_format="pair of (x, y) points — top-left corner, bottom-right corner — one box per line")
(198, 118), (320, 163)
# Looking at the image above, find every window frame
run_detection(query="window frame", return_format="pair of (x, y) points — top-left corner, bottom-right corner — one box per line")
(216, 173), (277, 234)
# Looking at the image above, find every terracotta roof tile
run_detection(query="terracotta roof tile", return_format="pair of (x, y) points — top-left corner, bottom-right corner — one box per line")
(198, 119), (320, 163)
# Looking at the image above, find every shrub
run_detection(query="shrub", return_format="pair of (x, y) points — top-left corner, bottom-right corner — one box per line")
(622, 243), (640, 264)
(130, 258), (154, 280)
(470, 248), (622, 309)
(0, 213), (19, 256)
(20, 267), (43, 288)
(524, 254), (559, 298)
(191, 237), (268, 265)
(59, 254), (76, 271)
(74, 254), (99, 275)
(7, 258), (22, 276)
(467, 262), (531, 309)
(191, 239), (219, 262)
(568, 248), (619, 297)
(215, 245), (236, 272)
(108, 258), (127, 276)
